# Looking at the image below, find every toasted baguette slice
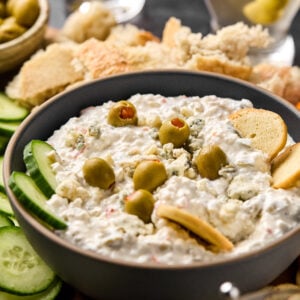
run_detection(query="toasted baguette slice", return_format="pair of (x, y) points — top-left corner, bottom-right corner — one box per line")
(156, 204), (233, 252)
(229, 108), (287, 160)
(271, 143), (300, 189)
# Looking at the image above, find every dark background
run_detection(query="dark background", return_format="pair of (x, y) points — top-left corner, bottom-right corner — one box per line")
(49, 0), (300, 66)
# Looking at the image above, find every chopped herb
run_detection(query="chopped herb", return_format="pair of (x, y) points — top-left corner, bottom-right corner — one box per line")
(76, 134), (85, 150)
(88, 125), (101, 138)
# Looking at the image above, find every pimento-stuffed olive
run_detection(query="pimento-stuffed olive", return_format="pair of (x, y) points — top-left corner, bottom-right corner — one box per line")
(159, 117), (190, 148)
(107, 100), (138, 127)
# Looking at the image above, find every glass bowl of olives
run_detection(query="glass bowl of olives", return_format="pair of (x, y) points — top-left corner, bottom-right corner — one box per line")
(0, 0), (49, 73)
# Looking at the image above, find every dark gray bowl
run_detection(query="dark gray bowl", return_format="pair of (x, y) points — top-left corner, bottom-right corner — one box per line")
(3, 71), (300, 300)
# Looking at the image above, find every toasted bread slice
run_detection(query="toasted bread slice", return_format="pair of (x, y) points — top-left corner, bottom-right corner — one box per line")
(162, 17), (182, 48)
(186, 55), (252, 80)
(271, 143), (300, 189)
(229, 108), (287, 160)
(6, 44), (84, 108)
(61, 1), (116, 43)
(156, 204), (233, 252)
(74, 38), (133, 79)
(106, 24), (160, 47)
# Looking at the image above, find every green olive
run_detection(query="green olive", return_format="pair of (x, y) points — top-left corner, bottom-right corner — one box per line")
(159, 117), (190, 148)
(0, 17), (26, 43)
(6, 0), (17, 15)
(8, 0), (40, 27)
(195, 144), (228, 180)
(0, 3), (6, 18)
(82, 157), (115, 189)
(107, 100), (138, 127)
(133, 160), (167, 192)
(124, 189), (155, 223)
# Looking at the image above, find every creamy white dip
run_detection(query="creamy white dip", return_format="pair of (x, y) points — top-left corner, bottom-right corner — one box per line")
(46, 94), (300, 265)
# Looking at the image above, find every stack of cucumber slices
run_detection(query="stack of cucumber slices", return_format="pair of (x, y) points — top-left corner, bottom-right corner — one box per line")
(0, 226), (62, 300)
(0, 93), (29, 154)
(0, 93), (63, 299)
(9, 140), (67, 230)
(0, 92), (28, 224)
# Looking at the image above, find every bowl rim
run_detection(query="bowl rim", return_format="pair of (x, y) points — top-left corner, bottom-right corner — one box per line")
(0, 0), (49, 51)
(4, 70), (300, 270)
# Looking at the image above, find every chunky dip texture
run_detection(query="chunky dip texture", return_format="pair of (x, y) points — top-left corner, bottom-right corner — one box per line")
(46, 94), (300, 264)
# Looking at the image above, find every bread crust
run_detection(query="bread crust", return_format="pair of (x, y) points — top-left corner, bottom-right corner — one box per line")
(271, 143), (300, 189)
(107, 24), (160, 47)
(186, 55), (252, 80)
(229, 108), (288, 160)
(250, 64), (300, 105)
(74, 38), (133, 79)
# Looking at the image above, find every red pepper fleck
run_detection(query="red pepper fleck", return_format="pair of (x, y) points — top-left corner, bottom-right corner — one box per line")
(171, 118), (184, 128)
(120, 107), (135, 119)
(151, 255), (158, 263)
(105, 207), (116, 217)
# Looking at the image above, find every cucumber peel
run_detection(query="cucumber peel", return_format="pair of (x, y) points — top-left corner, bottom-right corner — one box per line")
(24, 140), (57, 198)
(0, 121), (21, 137)
(0, 212), (14, 227)
(0, 226), (56, 295)
(9, 172), (67, 230)
(0, 156), (5, 192)
(0, 136), (10, 154)
(0, 277), (62, 300)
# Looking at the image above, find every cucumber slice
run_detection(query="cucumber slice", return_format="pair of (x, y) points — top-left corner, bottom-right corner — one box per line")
(0, 136), (10, 154)
(9, 172), (67, 230)
(0, 226), (56, 295)
(10, 217), (19, 226)
(0, 121), (21, 137)
(24, 140), (57, 198)
(0, 156), (5, 192)
(0, 192), (14, 217)
(0, 212), (14, 227)
(0, 277), (62, 300)
(0, 93), (29, 122)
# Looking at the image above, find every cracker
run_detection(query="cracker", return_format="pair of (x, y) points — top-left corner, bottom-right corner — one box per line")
(229, 108), (287, 160)
(156, 204), (233, 252)
(271, 143), (300, 189)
